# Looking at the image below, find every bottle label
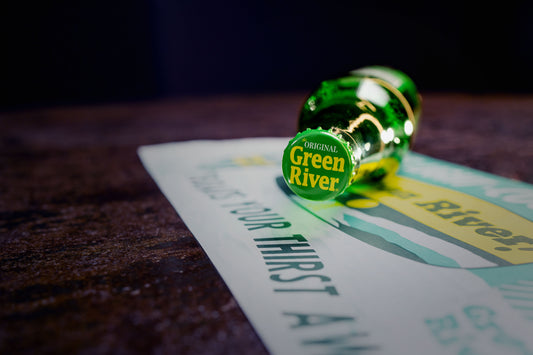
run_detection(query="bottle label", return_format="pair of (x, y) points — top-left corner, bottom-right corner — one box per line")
(282, 130), (355, 200)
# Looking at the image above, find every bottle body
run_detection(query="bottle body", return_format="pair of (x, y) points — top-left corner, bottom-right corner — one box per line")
(282, 66), (421, 201)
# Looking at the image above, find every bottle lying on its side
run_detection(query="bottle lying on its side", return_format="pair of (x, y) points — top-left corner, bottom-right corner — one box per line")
(282, 66), (422, 201)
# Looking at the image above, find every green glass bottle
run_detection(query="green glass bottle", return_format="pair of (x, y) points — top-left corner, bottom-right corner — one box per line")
(282, 66), (421, 201)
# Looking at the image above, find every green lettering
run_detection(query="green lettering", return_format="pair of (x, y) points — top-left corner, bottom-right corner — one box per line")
(453, 217), (493, 227)
(416, 200), (460, 212)
(283, 312), (354, 328)
(475, 227), (512, 238)
(271, 274), (331, 283)
(266, 261), (323, 272)
(275, 286), (339, 295)
(246, 221), (291, 231)
(494, 235), (533, 246)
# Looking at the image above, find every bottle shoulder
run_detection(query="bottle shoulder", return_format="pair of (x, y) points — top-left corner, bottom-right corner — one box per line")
(302, 67), (420, 128)
(300, 77), (399, 128)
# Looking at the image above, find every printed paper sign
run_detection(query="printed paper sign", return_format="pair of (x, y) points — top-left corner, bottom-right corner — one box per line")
(138, 138), (533, 355)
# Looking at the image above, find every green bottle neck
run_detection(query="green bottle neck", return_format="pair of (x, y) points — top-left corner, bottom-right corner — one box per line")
(350, 65), (421, 121)
(284, 66), (421, 201)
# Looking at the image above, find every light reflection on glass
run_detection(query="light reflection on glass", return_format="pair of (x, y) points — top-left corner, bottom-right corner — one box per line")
(354, 146), (362, 161)
(404, 120), (414, 136)
(381, 127), (394, 144)
(356, 80), (389, 107)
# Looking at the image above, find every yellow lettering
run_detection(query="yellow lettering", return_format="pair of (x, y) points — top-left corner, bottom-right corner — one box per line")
(311, 154), (322, 169)
(322, 155), (332, 170)
(288, 147), (346, 192)
(329, 177), (339, 191)
(303, 152), (313, 166)
(319, 176), (329, 190)
(302, 168), (309, 186)
(309, 173), (320, 187)
(333, 157), (345, 172)
(290, 146), (303, 165)
(289, 166), (302, 185)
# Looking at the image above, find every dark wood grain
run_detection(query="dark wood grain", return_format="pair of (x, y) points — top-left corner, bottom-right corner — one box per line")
(1, 93), (532, 354)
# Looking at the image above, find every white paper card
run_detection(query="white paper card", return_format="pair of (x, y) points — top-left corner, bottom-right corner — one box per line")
(138, 138), (533, 355)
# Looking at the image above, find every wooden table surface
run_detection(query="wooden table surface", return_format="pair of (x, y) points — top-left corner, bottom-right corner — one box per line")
(2, 93), (533, 354)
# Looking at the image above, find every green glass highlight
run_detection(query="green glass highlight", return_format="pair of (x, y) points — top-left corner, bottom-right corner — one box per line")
(282, 66), (421, 201)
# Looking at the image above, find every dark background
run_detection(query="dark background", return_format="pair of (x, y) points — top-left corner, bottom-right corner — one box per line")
(3, 0), (533, 109)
